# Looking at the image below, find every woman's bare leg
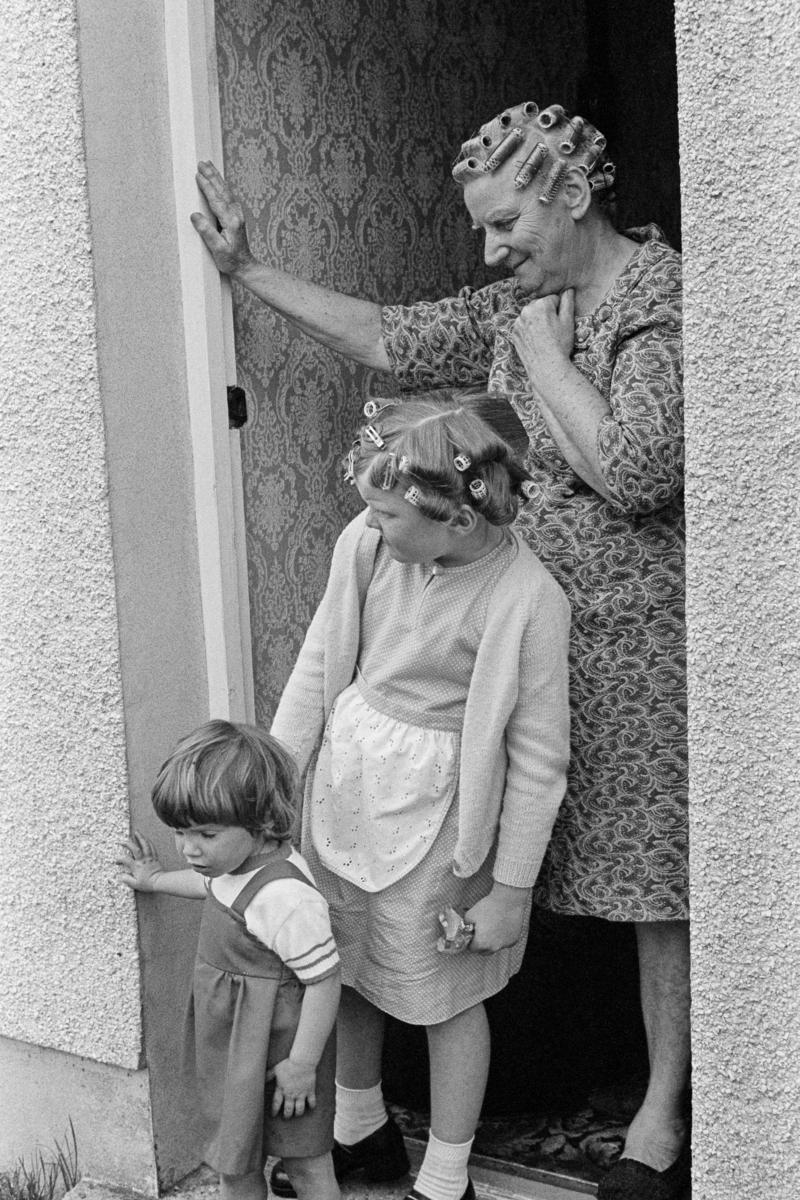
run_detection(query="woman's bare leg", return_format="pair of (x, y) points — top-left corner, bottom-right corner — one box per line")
(622, 919), (691, 1170)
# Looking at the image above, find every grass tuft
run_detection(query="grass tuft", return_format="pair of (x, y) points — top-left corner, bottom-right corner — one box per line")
(0, 1123), (79, 1200)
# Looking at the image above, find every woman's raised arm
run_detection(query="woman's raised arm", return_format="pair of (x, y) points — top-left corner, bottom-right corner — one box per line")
(191, 161), (390, 371)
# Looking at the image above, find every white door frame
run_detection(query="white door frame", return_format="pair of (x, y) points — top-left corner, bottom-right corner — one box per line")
(163, 0), (254, 722)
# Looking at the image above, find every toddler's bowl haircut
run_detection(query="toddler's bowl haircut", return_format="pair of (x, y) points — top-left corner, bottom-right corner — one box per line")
(151, 719), (300, 841)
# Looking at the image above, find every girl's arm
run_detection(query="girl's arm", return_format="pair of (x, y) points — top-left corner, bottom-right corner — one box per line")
(116, 833), (206, 900)
(269, 970), (342, 1118)
(465, 882), (531, 954)
(191, 162), (389, 370)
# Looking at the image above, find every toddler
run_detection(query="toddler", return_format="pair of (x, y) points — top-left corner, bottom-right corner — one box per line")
(118, 720), (341, 1200)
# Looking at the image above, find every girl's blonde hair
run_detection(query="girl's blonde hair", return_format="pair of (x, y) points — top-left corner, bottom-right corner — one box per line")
(151, 720), (299, 841)
(345, 391), (533, 526)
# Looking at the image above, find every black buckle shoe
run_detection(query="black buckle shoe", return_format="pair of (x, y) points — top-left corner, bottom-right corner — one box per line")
(269, 1115), (410, 1197)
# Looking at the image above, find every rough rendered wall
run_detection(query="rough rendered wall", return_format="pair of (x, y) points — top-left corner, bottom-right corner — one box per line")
(676, 2), (800, 1195)
(0, 0), (141, 1067)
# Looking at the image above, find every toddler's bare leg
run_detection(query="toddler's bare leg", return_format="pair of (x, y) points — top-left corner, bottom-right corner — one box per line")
(281, 1152), (339, 1200)
(335, 985), (385, 1087)
(219, 1170), (267, 1200)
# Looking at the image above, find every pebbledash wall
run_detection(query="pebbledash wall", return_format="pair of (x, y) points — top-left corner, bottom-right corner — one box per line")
(1, 3), (799, 1200)
(0, 0), (149, 1184)
(0, 0), (216, 1190)
(675, 0), (800, 1193)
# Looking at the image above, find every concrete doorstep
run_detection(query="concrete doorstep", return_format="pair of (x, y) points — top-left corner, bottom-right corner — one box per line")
(66, 1139), (595, 1200)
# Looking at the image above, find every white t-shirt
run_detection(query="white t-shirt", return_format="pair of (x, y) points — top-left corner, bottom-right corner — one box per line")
(209, 848), (339, 984)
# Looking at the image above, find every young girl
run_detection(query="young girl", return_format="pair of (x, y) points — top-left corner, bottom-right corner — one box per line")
(269, 397), (571, 1200)
(117, 720), (341, 1200)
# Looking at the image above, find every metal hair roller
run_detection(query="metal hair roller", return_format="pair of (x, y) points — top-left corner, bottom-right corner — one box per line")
(364, 424), (385, 448)
(461, 137), (485, 157)
(539, 159), (568, 204)
(514, 142), (548, 189)
(404, 485), (422, 507)
(363, 399), (380, 418)
(537, 104), (566, 129)
(484, 127), (525, 172)
(589, 161), (616, 192)
(452, 157), (484, 182)
(469, 478), (488, 502)
(559, 116), (585, 154)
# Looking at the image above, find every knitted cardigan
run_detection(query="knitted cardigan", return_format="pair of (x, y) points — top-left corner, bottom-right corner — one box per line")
(272, 512), (571, 888)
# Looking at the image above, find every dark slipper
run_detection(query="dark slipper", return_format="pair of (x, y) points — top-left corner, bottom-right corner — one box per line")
(597, 1141), (691, 1200)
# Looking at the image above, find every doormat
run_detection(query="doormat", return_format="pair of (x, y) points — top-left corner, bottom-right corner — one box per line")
(388, 1076), (649, 1187)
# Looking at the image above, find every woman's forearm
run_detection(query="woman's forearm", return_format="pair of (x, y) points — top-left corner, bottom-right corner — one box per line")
(234, 260), (390, 370)
(531, 361), (615, 501)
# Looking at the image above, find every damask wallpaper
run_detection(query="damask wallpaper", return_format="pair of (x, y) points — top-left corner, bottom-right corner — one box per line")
(214, 0), (587, 722)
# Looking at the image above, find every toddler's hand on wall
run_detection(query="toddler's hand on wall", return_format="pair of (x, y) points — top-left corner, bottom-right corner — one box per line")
(115, 832), (166, 892)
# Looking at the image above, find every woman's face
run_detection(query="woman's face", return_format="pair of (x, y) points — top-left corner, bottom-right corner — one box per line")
(462, 168), (575, 297)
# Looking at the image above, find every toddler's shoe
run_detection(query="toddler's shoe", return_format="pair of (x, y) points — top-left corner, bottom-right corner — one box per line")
(269, 1114), (410, 1197)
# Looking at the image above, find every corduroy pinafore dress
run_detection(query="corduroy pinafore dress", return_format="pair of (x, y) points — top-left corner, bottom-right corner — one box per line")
(186, 853), (336, 1174)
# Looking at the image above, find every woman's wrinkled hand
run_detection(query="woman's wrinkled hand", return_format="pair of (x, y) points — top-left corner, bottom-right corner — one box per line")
(115, 832), (165, 892)
(191, 160), (256, 278)
(464, 884), (530, 954)
(511, 288), (576, 392)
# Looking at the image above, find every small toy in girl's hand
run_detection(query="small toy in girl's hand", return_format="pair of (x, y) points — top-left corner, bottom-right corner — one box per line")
(436, 906), (475, 955)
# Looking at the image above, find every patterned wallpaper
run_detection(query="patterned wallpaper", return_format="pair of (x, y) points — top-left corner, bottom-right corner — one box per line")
(214, 0), (587, 722)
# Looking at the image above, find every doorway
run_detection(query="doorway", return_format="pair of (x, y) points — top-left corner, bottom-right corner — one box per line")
(213, 0), (680, 1188)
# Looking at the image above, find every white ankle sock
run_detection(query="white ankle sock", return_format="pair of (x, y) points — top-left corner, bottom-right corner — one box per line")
(333, 1081), (387, 1146)
(413, 1130), (472, 1200)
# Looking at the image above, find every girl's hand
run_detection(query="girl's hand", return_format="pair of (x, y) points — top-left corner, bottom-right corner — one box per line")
(116, 833), (166, 892)
(268, 1058), (317, 1118)
(465, 883), (530, 953)
(510, 288), (576, 393)
(191, 161), (257, 279)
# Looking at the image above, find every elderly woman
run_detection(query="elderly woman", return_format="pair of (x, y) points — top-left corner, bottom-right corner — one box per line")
(192, 100), (689, 1200)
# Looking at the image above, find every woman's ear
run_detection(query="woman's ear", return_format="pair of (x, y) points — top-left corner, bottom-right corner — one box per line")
(563, 166), (592, 221)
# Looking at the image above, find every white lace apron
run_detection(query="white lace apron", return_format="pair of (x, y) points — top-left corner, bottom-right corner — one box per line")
(308, 681), (459, 892)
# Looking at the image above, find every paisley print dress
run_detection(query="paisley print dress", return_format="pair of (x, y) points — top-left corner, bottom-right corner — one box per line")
(381, 225), (687, 921)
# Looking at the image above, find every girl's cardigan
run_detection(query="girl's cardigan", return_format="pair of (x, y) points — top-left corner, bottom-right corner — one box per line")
(272, 512), (571, 888)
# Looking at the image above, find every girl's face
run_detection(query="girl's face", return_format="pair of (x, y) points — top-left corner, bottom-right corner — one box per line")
(174, 822), (262, 877)
(357, 474), (469, 566)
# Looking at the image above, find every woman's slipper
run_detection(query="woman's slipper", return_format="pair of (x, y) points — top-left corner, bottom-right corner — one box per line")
(597, 1140), (690, 1200)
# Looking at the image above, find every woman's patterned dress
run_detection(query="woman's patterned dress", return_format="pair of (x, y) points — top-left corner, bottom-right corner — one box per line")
(381, 225), (687, 921)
